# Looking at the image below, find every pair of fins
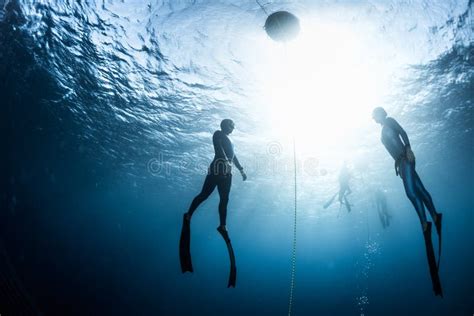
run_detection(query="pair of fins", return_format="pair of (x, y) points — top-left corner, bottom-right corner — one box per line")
(423, 213), (443, 297)
(179, 214), (236, 288)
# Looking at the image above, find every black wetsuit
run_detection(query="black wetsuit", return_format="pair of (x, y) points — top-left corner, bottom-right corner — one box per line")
(187, 130), (243, 226)
(380, 117), (437, 225)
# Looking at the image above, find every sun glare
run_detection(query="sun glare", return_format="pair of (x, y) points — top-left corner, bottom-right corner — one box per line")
(255, 17), (387, 158)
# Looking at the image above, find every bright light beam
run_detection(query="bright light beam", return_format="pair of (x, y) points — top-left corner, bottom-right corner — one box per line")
(257, 18), (386, 160)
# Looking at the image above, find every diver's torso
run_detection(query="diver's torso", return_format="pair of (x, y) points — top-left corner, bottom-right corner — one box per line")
(209, 130), (234, 176)
(381, 121), (405, 160)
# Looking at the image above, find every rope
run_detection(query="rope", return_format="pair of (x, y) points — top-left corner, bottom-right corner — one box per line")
(256, 4), (297, 311)
(255, 0), (269, 15)
(288, 137), (297, 316)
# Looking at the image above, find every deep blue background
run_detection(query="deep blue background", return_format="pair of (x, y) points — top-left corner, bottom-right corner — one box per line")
(1, 1), (473, 315)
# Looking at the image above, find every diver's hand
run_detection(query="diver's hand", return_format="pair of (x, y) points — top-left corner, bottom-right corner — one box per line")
(240, 169), (247, 181)
(406, 147), (415, 163)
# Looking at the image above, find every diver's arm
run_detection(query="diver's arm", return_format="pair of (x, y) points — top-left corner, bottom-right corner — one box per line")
(233, 155), (243, 171)
(233, 155), (247, 181)
(388, 118), (415, 162)
(389, 118), (411, 148)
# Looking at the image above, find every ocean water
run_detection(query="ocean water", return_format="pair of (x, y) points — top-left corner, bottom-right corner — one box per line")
(1, 0), (473, 315)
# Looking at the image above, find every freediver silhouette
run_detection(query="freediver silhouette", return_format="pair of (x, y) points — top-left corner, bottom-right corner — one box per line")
(372, 107), (443, 297)
(324, 162), (353, 213)
(179, 119), (247, 288)
(374, 188), (392, 229)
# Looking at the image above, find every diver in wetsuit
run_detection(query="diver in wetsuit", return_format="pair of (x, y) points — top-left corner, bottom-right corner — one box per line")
(323, 162), (352, 213)
(180, 119), (246, 287)
(374, 189), (391, 229)
(184, 119), (247, 230)
(372, 107), (443, 296)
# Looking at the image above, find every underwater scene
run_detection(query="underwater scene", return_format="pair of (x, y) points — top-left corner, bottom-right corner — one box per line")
(1, 0), (473, 315)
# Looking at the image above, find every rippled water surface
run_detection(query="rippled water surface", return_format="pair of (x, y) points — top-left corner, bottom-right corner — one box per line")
(1, 0), (473, 315)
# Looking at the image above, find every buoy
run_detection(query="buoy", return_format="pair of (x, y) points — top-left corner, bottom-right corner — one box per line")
(264, 11), (300, 42)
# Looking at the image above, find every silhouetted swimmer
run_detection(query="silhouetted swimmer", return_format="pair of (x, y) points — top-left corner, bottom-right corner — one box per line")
(374, 189), (391, 229)
(372, 107), (443, 296)
(324, 162), (352, 213)
(184, 119), (247, 229)
(179, 119), (246, 287)
(338, 162), (352, 213)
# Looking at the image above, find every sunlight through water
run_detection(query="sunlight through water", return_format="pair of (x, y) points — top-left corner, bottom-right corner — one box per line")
(251, 15), (392, 164)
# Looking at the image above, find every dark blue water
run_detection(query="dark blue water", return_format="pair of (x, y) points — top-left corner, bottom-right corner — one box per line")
(1, 1), (473, 315)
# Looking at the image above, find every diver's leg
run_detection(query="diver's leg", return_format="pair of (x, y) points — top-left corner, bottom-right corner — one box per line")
(382, 200), (391, 226)
(376, 202), (381, 215)
(401, 160), (428, 231)
(343, 194), (351, 212)
(378, 209), (385, 228)
(381, 200), (389, 225)
(340, 186), (351, 212)
(338, 187), (344, 204)
(217, 175), (232, 229)
(385, 209), (391, 227)
(381, 200), (388, 216)
(413, 170), (440, 221)
(186, 175), (217, 218)
(376, 203), (382, 225)
(414, 170), (443, 268)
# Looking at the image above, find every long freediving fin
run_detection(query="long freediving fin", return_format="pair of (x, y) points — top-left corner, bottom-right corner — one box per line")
(217, 227), (237, 288)
(423, 222), (443, 297)
(179, 214), (193, 273)
(323, 192), (338, 209)
(435, 213), (442, 270)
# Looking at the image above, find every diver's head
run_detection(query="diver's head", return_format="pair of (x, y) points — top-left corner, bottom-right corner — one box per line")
(220, 119), (235, 135)
(372, 107), (387, 125)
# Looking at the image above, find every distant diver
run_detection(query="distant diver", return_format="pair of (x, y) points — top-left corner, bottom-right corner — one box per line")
(179, 119), (247, 288)
(374, 189), (392, 229)
(372, 107), (443, 297)
(324, 162), (352, 213)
